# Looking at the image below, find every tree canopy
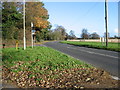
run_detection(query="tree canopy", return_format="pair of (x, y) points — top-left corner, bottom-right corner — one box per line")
(89, 32), (100, 39)
(68, 30), (76, 39)
(81, 28), (89, 39)
(2, 2), (51, 42)
(25, 2), (50, 29)
(2, 2), (23, 39)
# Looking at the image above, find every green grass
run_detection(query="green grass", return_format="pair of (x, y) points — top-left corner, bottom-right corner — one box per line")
(2, 46), (92, 74)
(61, 41), (120, 52)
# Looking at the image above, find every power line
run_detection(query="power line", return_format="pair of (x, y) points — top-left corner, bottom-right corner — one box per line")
(81, 2), (99, 17)
(71, 2), (100, 27)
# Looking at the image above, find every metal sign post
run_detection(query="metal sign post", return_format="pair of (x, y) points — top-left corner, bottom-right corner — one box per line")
(23, 0), (26, 50)
(31, 22), (34, 48)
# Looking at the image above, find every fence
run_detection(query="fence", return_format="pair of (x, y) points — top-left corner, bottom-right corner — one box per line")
(67, 38), (119, 43)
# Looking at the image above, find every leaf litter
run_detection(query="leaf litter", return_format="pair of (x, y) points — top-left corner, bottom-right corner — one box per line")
(2, 63), (119, 89)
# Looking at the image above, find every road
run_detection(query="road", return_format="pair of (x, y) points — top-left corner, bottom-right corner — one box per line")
(44, 41), (119, 78)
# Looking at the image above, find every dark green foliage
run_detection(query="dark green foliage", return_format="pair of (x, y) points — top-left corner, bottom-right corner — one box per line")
(2, 2), (23, 40)
(2, 2), (51, 42)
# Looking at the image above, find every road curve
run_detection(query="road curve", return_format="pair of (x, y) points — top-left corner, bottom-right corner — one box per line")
(44, 41), (119, 77)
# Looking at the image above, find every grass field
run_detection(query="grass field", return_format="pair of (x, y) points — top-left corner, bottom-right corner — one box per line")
(61, 41), (120, 52)
(2, 46), (92, 75)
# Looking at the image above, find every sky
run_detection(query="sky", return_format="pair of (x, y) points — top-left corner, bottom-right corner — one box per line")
(43, 1), (118, 38)
(2, 0), (119, 37)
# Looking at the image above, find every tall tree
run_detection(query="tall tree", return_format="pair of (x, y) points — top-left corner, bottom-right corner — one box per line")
(2, 2), (23, 39)
(69, 30), (76, 39)
(46, 25), (67, 40)
(2, 1), (51, 42)
(53, 25), (66, 40)
(25, 2), (51, 41)
(25, 2), (50, 29)
(81, 28), (89, 39)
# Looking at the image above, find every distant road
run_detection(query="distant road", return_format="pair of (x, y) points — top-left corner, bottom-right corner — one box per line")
(44, 41), (119, 77)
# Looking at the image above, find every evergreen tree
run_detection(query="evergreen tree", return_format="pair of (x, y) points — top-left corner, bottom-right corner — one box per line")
(2, 2), (23, 39)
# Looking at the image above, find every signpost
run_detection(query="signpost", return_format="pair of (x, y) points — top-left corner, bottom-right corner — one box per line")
(23, 0), (26, 50)
(31, 22), (34, 48)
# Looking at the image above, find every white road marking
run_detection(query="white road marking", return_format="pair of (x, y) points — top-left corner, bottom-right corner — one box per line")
(87, 51), (118, 59)
(111, 75), (120, 80)
(67, 47), (70, 48)
(66, 44), (118, 54)
(67, 46), (118, 59)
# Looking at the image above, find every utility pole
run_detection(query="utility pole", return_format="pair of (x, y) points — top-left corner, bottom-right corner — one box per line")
(105, 0), (108, 47)
(23, 0), (26, 50)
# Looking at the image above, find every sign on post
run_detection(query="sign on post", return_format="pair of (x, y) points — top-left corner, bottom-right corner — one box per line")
(31, 22), (34, 48)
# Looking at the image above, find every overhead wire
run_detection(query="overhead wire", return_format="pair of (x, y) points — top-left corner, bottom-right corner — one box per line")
(71, 1), (100, 26)
(81, 2), (100, 18)
(68, 1), (102, 37)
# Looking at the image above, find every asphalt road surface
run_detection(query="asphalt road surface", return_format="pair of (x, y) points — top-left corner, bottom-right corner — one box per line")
(44, 41), (119, 78)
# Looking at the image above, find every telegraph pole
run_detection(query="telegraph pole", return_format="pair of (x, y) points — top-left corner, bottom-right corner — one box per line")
(23, 0), (26, 50)
(105, 0), (108, 47)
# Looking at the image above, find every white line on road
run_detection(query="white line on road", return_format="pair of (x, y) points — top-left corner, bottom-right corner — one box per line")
(111, 75), (120, 80)
(67, 46), (118, 59)
(86, 51), (118, 59)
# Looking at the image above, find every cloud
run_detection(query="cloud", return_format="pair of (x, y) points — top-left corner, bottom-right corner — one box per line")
(114, 28), (118, 33)
(114, 28), (120, 37)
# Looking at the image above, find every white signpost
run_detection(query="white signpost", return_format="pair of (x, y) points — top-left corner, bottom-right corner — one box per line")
(31, 22), (34, 48)
(23, 0), (26, 50)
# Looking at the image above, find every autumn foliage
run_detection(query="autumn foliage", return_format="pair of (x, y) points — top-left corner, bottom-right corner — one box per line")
(34, 17), (49, 29)
(2, 1), (51, 46)
(25, 2), (50, 29)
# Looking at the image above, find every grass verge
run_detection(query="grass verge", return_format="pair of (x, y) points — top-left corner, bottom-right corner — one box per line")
(2, 46), (91, 70)
(2, 46), (95, 88)
(61, 41), (120, 52)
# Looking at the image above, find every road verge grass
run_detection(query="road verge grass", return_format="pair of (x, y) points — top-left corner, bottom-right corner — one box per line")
(61, 41), (120, 52)
(2, 46), (91, 70)
(3, 46), (96, 88)
(2, 46), (118, 88)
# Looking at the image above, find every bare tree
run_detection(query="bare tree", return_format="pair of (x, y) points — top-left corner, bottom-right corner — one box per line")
(69, 30), (76, 39)
(81, 28), (89, 39)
